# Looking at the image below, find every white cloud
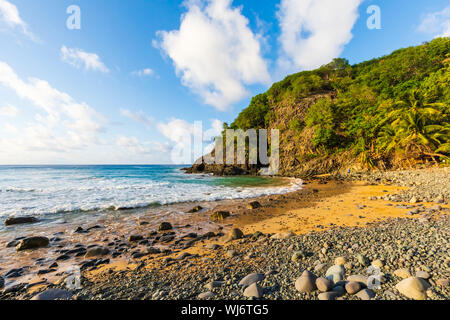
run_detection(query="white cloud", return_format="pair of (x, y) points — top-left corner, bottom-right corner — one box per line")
(155, 0), (270, 111)
(0, 61), (105, 154)
(0, 104), (19, 116)
(0, 0), (35, 39)
(120, 108), (154, 127)
(61, 46), (110, 73)
(277, 0), (362, 71)
(418, 6), (450, 38)
(132, 68), (155, 77)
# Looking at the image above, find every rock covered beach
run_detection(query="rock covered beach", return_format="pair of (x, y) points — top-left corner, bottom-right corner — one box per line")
(0, 167), (449, 300)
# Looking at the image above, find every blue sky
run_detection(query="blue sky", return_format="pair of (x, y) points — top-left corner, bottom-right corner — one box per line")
(0, 0), (448, 164)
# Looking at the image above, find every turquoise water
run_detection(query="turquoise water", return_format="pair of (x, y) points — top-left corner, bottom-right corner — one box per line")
(0, 165), (301, 219)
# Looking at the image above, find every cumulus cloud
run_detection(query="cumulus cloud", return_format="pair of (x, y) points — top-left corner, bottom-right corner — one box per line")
(132, 68), (155, 77)
(0, 0), (35, 39)
(418, 6), (450, 38)
(277, 0), (362, 72)
(0, 61), (105, 153)
(120, 108), (154, 127)
(0, 104), (19, 117)
(61, 46), (110, 73)
(155, 0), (270, 111)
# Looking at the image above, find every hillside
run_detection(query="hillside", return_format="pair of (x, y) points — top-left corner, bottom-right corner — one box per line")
(187, 38), (450, 177)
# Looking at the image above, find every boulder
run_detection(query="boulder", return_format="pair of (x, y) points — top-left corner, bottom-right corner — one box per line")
(5, 216), (38, 226)
(16, 237), (49, 251)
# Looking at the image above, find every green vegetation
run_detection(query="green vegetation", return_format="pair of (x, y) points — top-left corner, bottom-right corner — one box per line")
(228, 38), (450, 169)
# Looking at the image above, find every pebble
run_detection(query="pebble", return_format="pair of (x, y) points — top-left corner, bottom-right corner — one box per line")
(239, 273), (265, 287)
(198, 291), (215, 299)
(345, 281), (362, 295)
(394, 268), (411, 279)
(158, 222), (173, 231)
(335, 257), (347, 265)
(244, 283), (263, 298)
(415, 271), (431, 280)
(356, 288), (375, 300)
(31, 288), (73, 300)
(318, 292), (339, 300)
(315, 277), (332, 292)
(295, 271), (317, 293)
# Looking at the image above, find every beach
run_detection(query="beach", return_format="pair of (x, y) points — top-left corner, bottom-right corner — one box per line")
(0, 167), (449, 300)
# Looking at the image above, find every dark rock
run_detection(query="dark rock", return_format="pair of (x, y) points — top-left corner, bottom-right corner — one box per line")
(16, 236), (49, 251)
(188, 206), (203, 213)
(128, 235), (144, 242)
(4, 216), (38, 226)
(85, 246), (110, 258)
(158, 222), (173, 231)
(31, 288), (73, 300)
(247, 201), (261, 209)
(211, 211), (230, 221)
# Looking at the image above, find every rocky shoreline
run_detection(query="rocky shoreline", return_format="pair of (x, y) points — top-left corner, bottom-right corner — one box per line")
(0, 167), (448, 300)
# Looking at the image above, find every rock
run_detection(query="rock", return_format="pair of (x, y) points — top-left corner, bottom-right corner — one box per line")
(395, 277), (430, 300)
(239, 273), (265, 287)
(410, 197), (418, 204)
(295, 270), (317, 293)
(227, 228), (244, 241)
(6, 240), (19, 248)
(436, 278), (449, 287)
(347, 275), (368, 287)
(356, 289), (375, 300)
(16, 236), (49, 251)
(291, 251), (305, 263)
(0, 276), (4, 289)
(158, 222), (173, 231)
(85, 246), (110, 258)
(335, 256), (347, 265)
(211, 211), (230, 221)
(371, 259), (384, 269)
(270, 231), (295, 240)
(5, 216), (38, 226)
(314, 263), (327, 272)
(325, 265), (345, 283)
(226, 250), (237, 258)
(31, 288), (73, 300)
(244, 283), (264, 298)
(188, 206), (203, 213)
(332, 285), (346, 297)
(316, 277), (332, 292)
(345, 281), (362, 295)
(198, 291), (215, 299)
(247, 201), (261, 209)
(204, 281), (224, 290)
(394, 268), (411, 279)
(356, 254), (369, 266)
(128, 235), (143, 242)
(415, 271), (431, 280)
(318, 292), (339, 300)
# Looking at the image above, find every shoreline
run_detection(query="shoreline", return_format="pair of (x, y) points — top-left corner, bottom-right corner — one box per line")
(0, 167), (449, 300)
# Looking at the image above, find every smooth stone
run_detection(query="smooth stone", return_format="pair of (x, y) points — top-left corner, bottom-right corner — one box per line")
(314, 263), (327, 272)
(295, 271), (317, 293)
(226, 250), (237, 258)
(356, 288), (375, 300)
(243, 283), (263, 298)
(31, 288), (73, 300)
(347, 275), (368, 287)
(332, 285), (346, 297)
(345, 281), (362, 295)
(5, 216), (38, 226)
(371, 259), (384, 269)
(318, 292), (339, 300)
(395, 277), (430, 300)
(16, 237), (49, 251)
(247, 201), (261, 210)
(315, 277), (332, 292)
(415, 271), (431, 280)
(326, 265), (345, 283)
(239, 273), (265, 287)
(204, 281), (224, 290)
(198, 291), (215, 299)
(394, 268), (412, 279)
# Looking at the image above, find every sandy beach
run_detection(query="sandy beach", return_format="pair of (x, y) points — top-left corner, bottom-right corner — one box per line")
(0, 167), (448, 300)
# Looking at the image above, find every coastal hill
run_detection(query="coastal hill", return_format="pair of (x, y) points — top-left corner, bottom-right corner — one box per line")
(186, 37), (450, 177)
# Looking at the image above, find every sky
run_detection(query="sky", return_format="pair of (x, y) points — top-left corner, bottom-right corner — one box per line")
(0, 0), (448, 165)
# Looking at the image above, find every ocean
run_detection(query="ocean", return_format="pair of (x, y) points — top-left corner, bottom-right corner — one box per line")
(0, 165), (302, 221)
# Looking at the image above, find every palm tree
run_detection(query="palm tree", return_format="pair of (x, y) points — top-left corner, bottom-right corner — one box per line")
(377, 90), (449, 161)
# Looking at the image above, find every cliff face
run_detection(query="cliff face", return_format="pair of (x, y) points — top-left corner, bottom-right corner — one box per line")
(186, 38), (450, 177)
